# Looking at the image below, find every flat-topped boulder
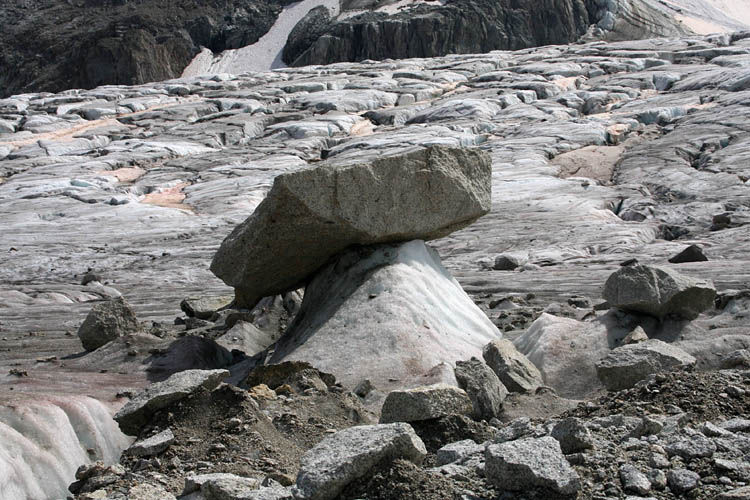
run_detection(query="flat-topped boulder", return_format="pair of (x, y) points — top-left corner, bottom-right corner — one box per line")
(294, 423), (426, 500)
(596, 339), (697, 391)
(210, 146), (491, 307)
(603, 264), (716, 320)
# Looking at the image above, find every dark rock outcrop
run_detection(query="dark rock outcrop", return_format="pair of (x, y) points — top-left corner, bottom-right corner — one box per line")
(285, 0), (592, 66)
(0, 0), (280, 97)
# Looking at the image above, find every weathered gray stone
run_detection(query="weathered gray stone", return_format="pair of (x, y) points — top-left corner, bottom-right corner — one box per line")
(180, 296), (233, 320)
(596, 339), (697, 391)
(380, 383), (473, 423)
(293, 423), (427, 500)
(128, 483), (177, 500)
(77, 297), (139, 351)
(719, 418), (750, 433)
(619, 464), (651, 494)
(114, 369), (229, 435)
(551, 417), (593, 454)
(664, 434), (716, 460)
(603, 265), (716, 320)
(668, 244), (708, 264)
(454, 357), (507, 420)
(210, 146), (492, 307)
(623, 325), (649, 345)
(485, 436), (580, 495)
(127, 428), (175, 457)
(202, 475), (261, 500)
(436, 439), (484, 466)
(483, 339), (543, 393)
(184, 473), (246, 495)
(493, 254), (524, 271)
(719, 486), (750, 500)
(667, 468), (700, 493)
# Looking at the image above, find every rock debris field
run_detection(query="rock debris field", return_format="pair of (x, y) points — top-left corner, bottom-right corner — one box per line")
(1, 30), (750, 500)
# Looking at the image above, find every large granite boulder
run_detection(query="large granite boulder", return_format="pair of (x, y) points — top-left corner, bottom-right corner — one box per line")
(595, 339), (697, 391)
(294, 423), (427, 500)
(268, 240), (502, 397)
(482, 338), (543, 393)
(603, 264), (716, 320)
(211, 145), (491, 307)
(485, 436), (581, 495)
(77, 297), (139, 352)
(380, 384), (474, 424)
(454, 357), (507, 420)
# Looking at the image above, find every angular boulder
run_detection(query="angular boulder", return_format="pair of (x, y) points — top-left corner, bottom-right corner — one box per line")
(210, 146), (492, 307)
(454, 357), (507, 421)
(485, 436), (580, 495)
(77, 296), (139, 351)
(114, 369), (229, 435)
(293, 423), (427, 500)
(668, 244), (708, 264)
(603, 264), (716, 320)
(127, 428), (175, 457)
(551, 417), (593, 454)
(482, 338), (543, 393)
(269, 240), (501, 396)
(380, 384), (473, 424)
(595, 339), (696, 391)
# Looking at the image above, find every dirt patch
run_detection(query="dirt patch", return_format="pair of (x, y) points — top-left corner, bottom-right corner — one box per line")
(339, 459), (461, 500)
(566, 367), (750, 423)
(552, 144), (624, 184)
(142, 182), (193, 211)
(99, 166), (145, 183)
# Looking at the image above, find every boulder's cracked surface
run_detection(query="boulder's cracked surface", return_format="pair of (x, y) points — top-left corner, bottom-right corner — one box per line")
(210, 146), (491, 306)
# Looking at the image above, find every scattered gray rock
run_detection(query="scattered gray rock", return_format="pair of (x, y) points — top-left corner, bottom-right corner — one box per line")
(667, 468), (700, 493)
(664, 434), (717, 460)
(603, 264), (716, 320)
(128, 483), (177, 500)
(719, 486), (750, 500)
(719, 418), (750, 433)
(126, 428), (175, 457)
(202, 474), (261, 500)
(114, 369), (229, 435)
(493, 254), (524, 271)
(293, 423), (427, 500)
(184, 473), (248, 495)
(623, 325), (649, 345)
(485, 436), (580, 495)
(180, 296), (234, 320)
(596, 339), (697, 391)
(454, 357), (507, 421)
(77, 297), (139, 351)
(482, 339), (543, 393)
(668, 244), (708, 264)
(551, 417), (593, 454)
(620, 464), (652, 495)
(436, 439), (484, 466)
(210, 146), (491, 307)
(380, 384), (473, 424)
